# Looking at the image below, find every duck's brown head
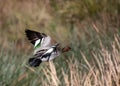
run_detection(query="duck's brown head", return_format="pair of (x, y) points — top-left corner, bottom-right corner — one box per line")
(62, 46), (71, 53)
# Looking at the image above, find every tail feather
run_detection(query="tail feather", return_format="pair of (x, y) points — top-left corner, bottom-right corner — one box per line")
(28, 58), (42, 67)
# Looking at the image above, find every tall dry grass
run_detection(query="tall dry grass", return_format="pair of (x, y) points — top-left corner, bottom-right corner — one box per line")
(1, 28), (120, 86)
(17, 35), (119, 86)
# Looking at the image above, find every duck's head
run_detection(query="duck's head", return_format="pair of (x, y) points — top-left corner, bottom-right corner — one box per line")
(62, 46), (71, 53)
(53, 43), (71, 52)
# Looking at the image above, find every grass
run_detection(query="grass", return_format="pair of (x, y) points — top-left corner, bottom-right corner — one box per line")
(0, 0), (120, 86)
(0, 35), (120, 86)
(0, 24), (120, 86)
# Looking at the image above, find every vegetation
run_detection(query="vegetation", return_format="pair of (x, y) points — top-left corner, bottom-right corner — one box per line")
(0, 0), (120, 86)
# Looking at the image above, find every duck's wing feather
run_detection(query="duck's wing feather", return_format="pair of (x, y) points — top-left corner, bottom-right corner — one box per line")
(25, 29), (51, 48)
(34, 49), (47, 57)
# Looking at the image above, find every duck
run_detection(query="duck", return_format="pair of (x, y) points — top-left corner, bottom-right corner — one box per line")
(25, 29), (71, 67)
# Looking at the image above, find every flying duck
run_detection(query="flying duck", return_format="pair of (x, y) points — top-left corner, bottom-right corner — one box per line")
(25, 29), (71, 67)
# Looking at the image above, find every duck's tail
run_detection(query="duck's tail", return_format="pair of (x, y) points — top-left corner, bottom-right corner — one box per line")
(28, 57), (42, 67)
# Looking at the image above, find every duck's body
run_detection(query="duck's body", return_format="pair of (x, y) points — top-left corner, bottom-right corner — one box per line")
(25, 29), (71, 67)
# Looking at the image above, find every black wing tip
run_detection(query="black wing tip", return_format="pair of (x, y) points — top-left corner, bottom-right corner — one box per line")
(25, 29), (47, 36)
(25, 29), (31, 36)
(25, 29), (33, 33)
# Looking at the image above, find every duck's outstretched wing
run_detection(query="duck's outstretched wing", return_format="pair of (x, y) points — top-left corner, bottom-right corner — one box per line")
(25, 29), (51, 48)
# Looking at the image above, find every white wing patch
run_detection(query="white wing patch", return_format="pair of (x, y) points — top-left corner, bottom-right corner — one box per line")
(44, 48), (53, 54)
(34, 39), (41, 48)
